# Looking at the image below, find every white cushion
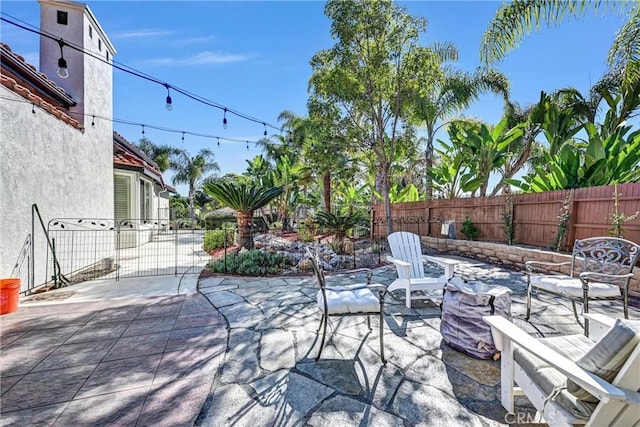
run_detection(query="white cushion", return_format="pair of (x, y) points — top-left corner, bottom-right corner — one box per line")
(531, 275), (621, 298)
(317, 284), (381, 315)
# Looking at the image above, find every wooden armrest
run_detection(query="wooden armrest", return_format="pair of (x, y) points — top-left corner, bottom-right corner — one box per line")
(482, 315), (626, 401)
(525, 260), (571, 273)
(423, 255), (459, 279)
(386, 256), (410, 268)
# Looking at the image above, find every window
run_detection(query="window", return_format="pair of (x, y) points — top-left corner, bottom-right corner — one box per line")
(98, 39), (102, 51)
(106, 51), (109, 61)
(57, 11), (68, 25)
(140, 180), (152, 220)
(114, 175), (131, 222)
(89, 26), (93, 39)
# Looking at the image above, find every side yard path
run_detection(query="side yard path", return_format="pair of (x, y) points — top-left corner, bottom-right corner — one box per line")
(0, 293), (225, 426)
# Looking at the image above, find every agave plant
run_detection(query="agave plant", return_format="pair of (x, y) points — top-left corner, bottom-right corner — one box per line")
(203, 179), (283, 249)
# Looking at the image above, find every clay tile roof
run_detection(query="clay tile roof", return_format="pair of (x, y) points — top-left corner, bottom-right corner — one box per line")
(1, 74), (83, 129)
(113, 132), (167, 188)
(1, 42), (81, 129)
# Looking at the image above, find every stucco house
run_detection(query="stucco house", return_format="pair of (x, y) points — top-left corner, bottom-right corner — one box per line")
(0, 0), (172, 291)
(113, 131), (174, 248)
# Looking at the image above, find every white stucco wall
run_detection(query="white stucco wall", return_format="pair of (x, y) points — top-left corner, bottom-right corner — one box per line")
(0, 0), (115, 290)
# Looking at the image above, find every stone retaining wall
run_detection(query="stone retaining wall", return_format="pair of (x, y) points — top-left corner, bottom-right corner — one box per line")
(422, 237), (640, 296)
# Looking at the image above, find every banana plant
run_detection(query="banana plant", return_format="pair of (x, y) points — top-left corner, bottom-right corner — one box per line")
(507, 124), (640, 192)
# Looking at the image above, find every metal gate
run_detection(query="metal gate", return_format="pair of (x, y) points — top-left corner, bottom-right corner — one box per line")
(46, 218), (210, 284)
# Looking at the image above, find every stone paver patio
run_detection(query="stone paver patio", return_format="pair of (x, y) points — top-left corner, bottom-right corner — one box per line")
(1, 256), (638, 426)
(195, 258), (640, 426)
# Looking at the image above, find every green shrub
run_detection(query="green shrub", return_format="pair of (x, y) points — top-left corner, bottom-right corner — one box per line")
(461, 217), (480, 240)
(203, 229), (233, 252)
(297, 225), (316, 242)
(206, 249), (292, 275)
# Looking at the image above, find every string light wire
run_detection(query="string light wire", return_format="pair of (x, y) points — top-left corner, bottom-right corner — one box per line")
(0, 13), (284, 132)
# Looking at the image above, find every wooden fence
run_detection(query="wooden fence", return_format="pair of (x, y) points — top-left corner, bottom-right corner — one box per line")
(371, 183), (640, 249)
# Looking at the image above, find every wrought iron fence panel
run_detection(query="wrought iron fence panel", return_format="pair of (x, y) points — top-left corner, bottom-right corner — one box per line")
(47, 218), (117, 285)
(44, 217), (208, 285)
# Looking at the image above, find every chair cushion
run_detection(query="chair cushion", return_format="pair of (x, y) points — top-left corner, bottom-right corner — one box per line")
(530, 275), (621, 298)
(317, 284), (381, 315)
(567, 319), (640, 402)
(515, 334), (597, 419)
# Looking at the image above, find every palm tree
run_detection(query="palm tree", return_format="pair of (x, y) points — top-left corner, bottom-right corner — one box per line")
(171, 149), (220, 222)
(410, 62), (510, 199)
(136, 137), (181, 172)
(203, 179), (283, 249)
(480, 1), (639, 88)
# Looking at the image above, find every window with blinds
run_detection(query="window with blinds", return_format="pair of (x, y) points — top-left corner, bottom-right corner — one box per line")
(114, 174), (130, 221)
(140, 179), (152, 220)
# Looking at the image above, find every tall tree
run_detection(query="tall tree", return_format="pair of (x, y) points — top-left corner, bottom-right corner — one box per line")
(136, 137), (181, 173)
(410, 65), (510, 198)
(309, 0), (442, 235)
(171, 149), (220, 222)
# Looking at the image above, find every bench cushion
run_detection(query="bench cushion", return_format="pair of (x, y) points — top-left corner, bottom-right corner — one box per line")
(530, 275), (621, 298)
(515, 334), (596, 419)
(567, 319), (640, 402)
(317, 284), (381, 315)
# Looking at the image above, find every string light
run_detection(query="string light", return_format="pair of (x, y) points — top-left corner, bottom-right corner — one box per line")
(1, 15), (283, 133)
(223, 108), (228, 129)
(263, 122), (267, 136)
(91, 115), (95, 126)
(181, 132), (185, 143)
(165, 84), (172, 111)
(246, 141), (249, 151)
(2, 96), (358, 152)
(56, 39), (68, 79)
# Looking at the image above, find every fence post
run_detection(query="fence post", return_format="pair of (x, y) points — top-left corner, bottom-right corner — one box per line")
(174, 221), (178, 276)
(224, 225), (228, 274)
(566, 190), (577, 250)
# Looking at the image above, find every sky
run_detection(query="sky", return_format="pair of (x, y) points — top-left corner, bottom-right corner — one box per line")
(0, 1), (630, 196)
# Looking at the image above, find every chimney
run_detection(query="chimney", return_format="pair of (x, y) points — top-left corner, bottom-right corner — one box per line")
(38, 0), (116, 126)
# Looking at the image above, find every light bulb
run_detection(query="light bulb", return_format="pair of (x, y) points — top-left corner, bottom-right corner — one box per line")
(166, 95), (173, 111)
(223, 117), (228, 129)
(57, 57), (69, 79)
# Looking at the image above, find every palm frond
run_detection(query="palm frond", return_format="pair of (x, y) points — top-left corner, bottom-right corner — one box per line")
(480, 0), (620, 64)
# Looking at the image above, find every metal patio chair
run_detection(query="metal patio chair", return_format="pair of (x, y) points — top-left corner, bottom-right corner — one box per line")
(306, 248), (387, 363)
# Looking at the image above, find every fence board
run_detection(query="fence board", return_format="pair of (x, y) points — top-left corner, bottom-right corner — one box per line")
(372, 184), (640, 248)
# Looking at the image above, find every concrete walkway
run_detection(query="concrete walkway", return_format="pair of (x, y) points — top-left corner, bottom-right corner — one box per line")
(2, 256), (638, 426)
(0, 272), (225, 426)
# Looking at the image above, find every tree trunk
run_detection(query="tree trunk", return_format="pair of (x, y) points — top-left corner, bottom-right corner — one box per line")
(237, 211), (254, 250)
(425, 128), (435, 200)
(189, 189), (195, 224)
(380, 164), (393, 236)
(322, 170), (331, 213)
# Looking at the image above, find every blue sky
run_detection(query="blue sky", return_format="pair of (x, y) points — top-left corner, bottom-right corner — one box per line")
(1, 1), (629, 196)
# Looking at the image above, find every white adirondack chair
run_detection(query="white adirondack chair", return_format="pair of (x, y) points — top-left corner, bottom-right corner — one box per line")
(484, 314), (640, 426)
(386, 231), (460, 308)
